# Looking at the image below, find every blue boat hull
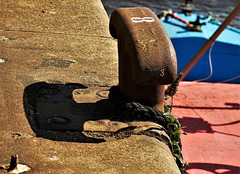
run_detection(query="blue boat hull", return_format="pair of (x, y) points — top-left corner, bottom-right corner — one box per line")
(160, 13), (240, 83)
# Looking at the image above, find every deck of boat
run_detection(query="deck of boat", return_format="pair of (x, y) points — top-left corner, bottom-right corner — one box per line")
(173, 81), (240, 174)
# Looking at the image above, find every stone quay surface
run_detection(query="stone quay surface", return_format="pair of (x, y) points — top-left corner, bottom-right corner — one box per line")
(0, 0), (180, 173)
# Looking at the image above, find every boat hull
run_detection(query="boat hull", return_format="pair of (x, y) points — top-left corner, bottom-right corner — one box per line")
(160, 13), (240, 83)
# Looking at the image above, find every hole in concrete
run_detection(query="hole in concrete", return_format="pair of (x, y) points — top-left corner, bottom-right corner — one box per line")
(23, 82), (117, 142)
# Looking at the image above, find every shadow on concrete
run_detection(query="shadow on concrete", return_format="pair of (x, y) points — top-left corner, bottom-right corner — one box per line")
(185, 162), (240, 174)
(23, 82), (121, 143)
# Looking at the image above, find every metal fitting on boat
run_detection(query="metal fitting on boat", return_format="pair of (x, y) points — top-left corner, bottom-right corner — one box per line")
(109, 7), (177, 111)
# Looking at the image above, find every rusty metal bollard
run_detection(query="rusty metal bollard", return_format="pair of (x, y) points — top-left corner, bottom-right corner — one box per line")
(109, 7), (177, 111)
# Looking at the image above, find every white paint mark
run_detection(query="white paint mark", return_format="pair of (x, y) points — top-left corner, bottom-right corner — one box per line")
(0, 36), (9, 41)
(122, 164), (129, 170)
(48, 156), (59, 161)
(131, 17), (155, 23)
(10, 164), (30, 173)
(0, 58), (5, 63)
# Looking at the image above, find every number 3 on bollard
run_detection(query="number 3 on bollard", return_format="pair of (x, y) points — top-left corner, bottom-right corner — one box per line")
(109, 7), (177, 111)
(131, 17), (155, 23)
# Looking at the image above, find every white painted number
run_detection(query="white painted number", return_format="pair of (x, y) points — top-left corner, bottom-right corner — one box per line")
(131, 17), (155, 23)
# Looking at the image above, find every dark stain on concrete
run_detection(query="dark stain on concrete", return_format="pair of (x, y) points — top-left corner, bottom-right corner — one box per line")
(17, 75), (36, 87)
(35, 57), (76, 69)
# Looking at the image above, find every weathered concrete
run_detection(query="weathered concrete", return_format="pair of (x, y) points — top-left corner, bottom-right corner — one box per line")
(0, 0), (180, 173)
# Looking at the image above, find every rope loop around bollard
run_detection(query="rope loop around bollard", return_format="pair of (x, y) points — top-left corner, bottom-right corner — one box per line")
(108, 86), (185, 173)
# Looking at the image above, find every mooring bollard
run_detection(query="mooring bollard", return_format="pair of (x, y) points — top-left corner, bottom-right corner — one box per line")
(110, 7), (177, 111)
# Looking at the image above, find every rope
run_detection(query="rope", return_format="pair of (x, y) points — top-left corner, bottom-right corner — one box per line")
(193, 42), (215, 82)
(165, 72), (183, 97)
(108, 86), (184, 173)
(218, 74), (240, 83)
